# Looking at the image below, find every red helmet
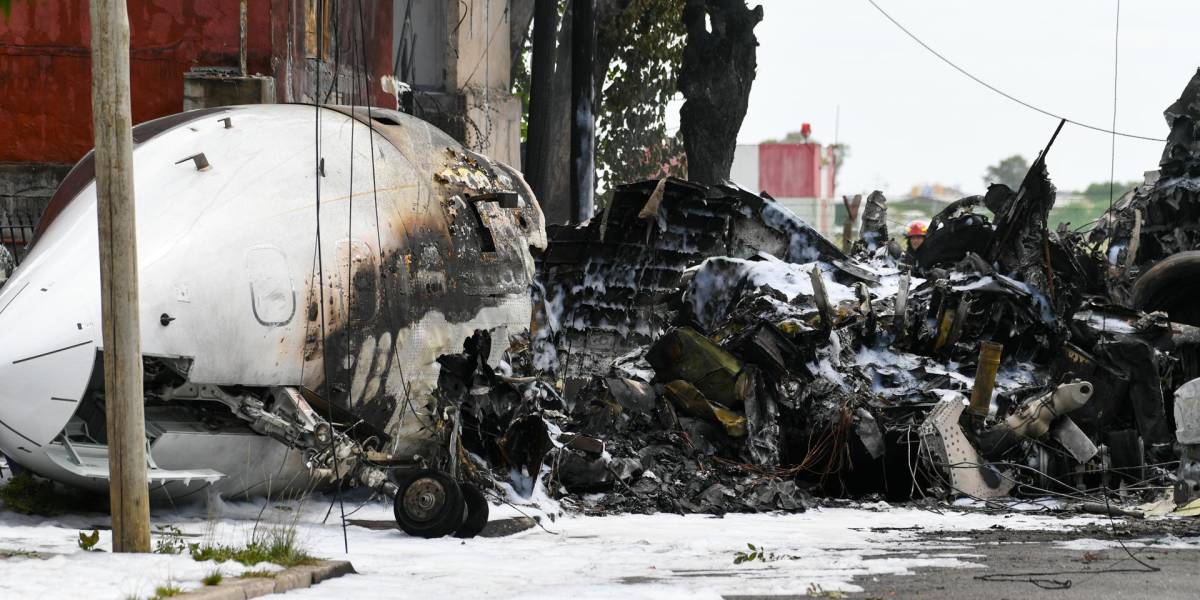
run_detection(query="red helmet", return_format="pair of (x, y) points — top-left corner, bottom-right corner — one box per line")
(906, 220), (928, 238)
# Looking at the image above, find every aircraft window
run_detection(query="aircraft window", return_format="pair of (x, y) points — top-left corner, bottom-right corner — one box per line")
(245, 245), (296, 327)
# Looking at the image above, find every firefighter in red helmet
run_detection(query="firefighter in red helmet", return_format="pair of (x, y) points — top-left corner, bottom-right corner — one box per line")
(903, 219), (928, 265)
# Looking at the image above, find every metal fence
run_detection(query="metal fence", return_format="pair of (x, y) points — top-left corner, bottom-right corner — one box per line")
(0, 201), (42, 268)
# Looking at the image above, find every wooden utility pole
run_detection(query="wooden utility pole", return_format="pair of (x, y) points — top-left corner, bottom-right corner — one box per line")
(90, 0), (150, 553)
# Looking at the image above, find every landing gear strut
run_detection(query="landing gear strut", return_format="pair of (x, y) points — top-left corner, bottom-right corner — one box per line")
(176, 383), (490, 538)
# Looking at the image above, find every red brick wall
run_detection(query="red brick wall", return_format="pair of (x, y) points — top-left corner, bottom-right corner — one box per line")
(0, 0), (392, 165)
(0, 1), (273, 163)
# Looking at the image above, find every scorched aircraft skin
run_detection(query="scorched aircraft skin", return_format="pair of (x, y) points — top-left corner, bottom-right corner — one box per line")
(0, 104), (546, 500)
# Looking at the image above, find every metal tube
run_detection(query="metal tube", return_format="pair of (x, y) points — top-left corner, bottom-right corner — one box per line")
(969, 341), (1003, 417)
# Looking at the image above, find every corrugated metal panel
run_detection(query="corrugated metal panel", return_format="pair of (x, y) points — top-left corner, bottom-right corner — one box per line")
(758, 143), (822, 198)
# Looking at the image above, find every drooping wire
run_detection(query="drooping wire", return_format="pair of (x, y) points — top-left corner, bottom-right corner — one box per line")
(1107, 0), (1122, 223)
(327, 0), (361, 536)
(863, 0), (1165, 142)
(313, 0), (350, 554)
(356, 0), (425, 433)
(1098, 0), (1160, 577)
(356, 0), (387, 257)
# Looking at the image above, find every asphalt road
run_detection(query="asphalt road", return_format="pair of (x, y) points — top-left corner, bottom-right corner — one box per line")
(727, 517), (1200, 600)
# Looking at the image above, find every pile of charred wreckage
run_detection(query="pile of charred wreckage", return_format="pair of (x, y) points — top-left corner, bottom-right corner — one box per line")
(15, 77), (1200, 541)
(422, 71), (1200, 533)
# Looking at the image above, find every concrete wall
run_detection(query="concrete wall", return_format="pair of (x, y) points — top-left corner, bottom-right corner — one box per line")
(183, 74), (277, 111)
(451, 0), (522, 167)
(0, 163), (73, 262)
(393, 0), (447, 90)
(392, 0), (521, 167)
(730, 145), (760, 191)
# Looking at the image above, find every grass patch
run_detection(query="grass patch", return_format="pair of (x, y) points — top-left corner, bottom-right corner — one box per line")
(0, 473), (66, 516)
(153, 525), (187, 555)
(189, 523), (315, 568)
(0, 548), (43, 559)
(239, 569), (277, 579)
(150, 584), (182, 599)
(201, 570), (223, 586)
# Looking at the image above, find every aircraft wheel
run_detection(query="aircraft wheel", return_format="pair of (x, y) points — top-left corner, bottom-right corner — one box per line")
(454, 484), (490, 539)
(393, 469), (464, 538)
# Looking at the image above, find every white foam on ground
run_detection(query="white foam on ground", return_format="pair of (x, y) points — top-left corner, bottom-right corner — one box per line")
(0, 500), (1098, 599)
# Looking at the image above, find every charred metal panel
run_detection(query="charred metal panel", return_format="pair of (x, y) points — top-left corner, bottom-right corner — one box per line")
(534, 178), (840, 386)
(1092, 70), (1200, 322)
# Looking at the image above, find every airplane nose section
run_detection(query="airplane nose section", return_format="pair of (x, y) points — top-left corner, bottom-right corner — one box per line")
(0, 279), (97, 453)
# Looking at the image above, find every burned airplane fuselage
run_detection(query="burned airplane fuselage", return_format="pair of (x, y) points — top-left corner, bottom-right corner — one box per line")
(0, 104), (545, 499)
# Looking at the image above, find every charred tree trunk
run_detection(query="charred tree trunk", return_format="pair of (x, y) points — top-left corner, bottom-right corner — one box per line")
(540, 1), (575, 225)
(525, 0), (559, 214)
(678, 0), (762, 184)
(537, 0), (626, 224)
(570, 0), (597, 222)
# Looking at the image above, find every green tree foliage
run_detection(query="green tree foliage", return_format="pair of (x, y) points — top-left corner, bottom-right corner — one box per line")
(983, 154), (1030, 190)
(1080, 180), (1141, 200)
(512, 34), (532, 142)
(596, 0), (687, 193)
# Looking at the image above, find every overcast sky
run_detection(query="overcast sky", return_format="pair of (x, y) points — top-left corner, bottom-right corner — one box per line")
(734, 0), (1200, 197)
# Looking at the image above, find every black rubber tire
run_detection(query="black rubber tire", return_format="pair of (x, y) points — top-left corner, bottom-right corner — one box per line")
(454, 484), (490, 539)
(393, 469), (465, 538)
(1131, 250), (1200, 326)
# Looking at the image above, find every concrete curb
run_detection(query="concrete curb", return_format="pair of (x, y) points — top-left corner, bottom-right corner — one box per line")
(177, 560), (356, 599)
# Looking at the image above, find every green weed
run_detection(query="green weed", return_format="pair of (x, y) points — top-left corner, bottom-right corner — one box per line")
(238, 569), (278, 579)
(733, 542), (776, 564)
(150, 584), (182, 599)
(77, 529), (100, 552)
(189, 522), (314, 568)
(201, 569), (223, 586)
(153, 525), (187, 555)
(0, 473), (65, 516)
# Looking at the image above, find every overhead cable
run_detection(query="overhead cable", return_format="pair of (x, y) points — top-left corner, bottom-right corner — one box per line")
(864, 0), (1165, 142)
